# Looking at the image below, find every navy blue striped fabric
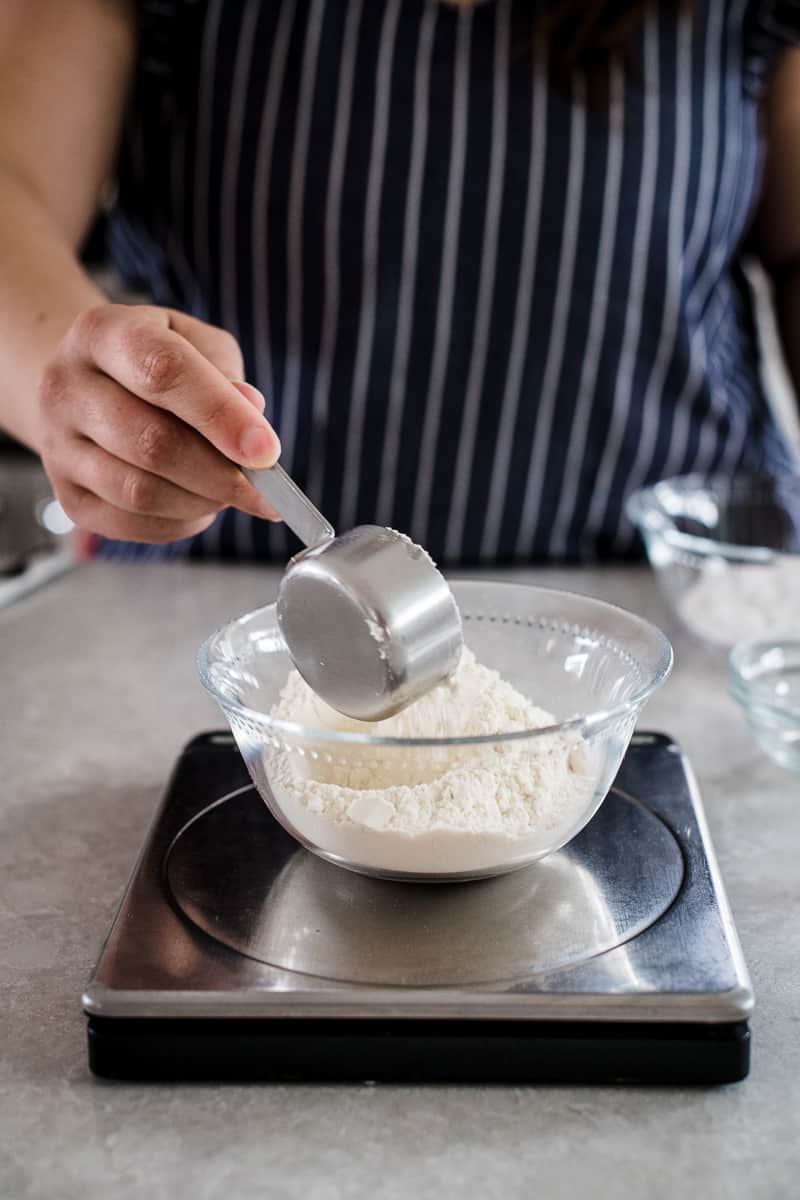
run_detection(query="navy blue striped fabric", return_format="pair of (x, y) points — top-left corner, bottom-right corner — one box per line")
(101, 0), (800, 564)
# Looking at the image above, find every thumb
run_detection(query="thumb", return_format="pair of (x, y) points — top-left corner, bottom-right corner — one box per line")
(231, 380), (269, 414)
(164, 309), (246, 381)
(163, 310), (281, 456)
(231, 384), (281, 460)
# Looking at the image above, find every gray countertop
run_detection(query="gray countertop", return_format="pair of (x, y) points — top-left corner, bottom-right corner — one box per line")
(1, 561), (798, 1199)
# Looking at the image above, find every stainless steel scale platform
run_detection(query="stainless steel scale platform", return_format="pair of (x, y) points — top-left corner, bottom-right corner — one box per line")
(84, 731), (753, 1084)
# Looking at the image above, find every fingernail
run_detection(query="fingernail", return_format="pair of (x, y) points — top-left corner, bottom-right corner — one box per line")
(240, 424), (280, 468)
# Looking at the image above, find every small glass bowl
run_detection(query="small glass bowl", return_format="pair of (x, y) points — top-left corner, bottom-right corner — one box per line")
(730, 639), (800, 772)
(198, 580), (672, 882)
(627, 472), (800, 648)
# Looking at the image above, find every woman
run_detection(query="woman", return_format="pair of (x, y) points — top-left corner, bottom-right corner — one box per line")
(0, 0), (798, 563)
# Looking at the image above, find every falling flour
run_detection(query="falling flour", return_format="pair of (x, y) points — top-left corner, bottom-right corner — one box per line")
(265, 648), (598, 876)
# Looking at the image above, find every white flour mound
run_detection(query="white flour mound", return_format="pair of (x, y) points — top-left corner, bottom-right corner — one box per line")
(265, 649), (598, 876)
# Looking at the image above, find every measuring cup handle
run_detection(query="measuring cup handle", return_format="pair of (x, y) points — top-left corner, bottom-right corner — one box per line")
(244, 464), (335, 549)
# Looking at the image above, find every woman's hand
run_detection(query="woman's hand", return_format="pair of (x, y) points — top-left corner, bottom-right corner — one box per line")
(37, 303), (281, 543)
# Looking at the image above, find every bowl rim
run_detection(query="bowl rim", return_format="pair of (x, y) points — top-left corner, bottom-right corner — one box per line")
(197, 580), (674, 747)
(626, 470), (800, 564)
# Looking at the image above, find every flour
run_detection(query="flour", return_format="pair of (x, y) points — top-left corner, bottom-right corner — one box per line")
(365, 617), (389, 660)
(677, 557), (800, 646)
(385, 527), (437, 568)
(265, 649), (598, 876)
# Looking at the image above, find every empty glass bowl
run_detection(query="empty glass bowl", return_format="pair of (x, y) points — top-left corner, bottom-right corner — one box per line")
(198, 580), (672, 882)
(627, 472), (800, 647)
(730, 639), (800, 772)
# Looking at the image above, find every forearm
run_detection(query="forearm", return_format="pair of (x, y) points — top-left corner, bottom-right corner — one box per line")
(0, 165), (105, 450)
(775, 268), (800, 408)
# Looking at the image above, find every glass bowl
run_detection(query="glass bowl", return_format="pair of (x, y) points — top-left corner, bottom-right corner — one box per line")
(626, 472), (800, 648)
(730, 638), (800, 772)
(198, 581), (673, 882)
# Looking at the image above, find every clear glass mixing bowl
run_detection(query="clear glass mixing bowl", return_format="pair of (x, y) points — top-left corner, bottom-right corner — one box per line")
(198, 581), (672, 882)
(627, 472), (800, 648)
(730, 638), (800, 773)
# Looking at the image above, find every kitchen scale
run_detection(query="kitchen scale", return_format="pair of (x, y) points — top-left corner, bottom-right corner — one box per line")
(84, 731), (753, 1084)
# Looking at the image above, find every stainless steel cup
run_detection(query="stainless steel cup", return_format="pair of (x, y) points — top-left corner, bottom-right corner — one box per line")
(246, 465), (462, 720)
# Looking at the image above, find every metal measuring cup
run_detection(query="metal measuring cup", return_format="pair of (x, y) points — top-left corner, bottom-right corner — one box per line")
(246, 465), (463, 721)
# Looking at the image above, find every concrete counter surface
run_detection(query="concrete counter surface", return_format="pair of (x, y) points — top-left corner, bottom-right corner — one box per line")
(1, 562), (797, 1199)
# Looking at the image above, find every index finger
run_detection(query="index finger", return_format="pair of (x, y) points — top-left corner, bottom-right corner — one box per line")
(69, 305), (280, 468)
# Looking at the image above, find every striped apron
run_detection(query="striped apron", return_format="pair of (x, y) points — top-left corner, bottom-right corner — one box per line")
(104, 0), (800, 562)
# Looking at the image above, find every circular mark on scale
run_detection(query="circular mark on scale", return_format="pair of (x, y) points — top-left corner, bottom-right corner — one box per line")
(165, 786), (684, 987)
